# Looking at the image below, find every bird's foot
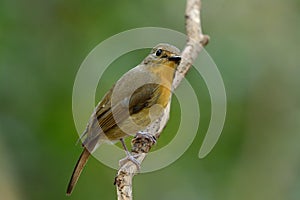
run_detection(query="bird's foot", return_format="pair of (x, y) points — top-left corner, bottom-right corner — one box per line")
(119, 153), (141, 170)
(119, 138), (141, 170)
(135, 131), (157, 145)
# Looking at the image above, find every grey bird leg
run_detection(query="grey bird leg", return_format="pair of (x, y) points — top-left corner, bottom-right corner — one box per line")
(119, 138), (141, 170)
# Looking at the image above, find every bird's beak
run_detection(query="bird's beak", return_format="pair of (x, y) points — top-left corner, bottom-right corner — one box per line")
(168, 55), (181, 64)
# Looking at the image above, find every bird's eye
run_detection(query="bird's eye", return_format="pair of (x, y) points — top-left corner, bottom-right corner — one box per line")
(155, 49), (162, 57)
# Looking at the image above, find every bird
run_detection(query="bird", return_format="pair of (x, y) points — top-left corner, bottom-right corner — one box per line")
(66, 43), (181, 195)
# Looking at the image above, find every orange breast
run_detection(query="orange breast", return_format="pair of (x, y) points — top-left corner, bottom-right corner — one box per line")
(153, 62), (176, 108)
(157, 85), (172, 108)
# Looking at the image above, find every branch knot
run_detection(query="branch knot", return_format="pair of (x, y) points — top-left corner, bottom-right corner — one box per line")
(131, 132), (156, 153)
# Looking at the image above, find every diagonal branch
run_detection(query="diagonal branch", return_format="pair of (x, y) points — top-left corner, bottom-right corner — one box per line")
(115, 0), (209, 199)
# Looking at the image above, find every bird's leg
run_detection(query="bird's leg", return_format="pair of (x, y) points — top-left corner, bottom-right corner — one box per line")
(119, 138), (141, 170)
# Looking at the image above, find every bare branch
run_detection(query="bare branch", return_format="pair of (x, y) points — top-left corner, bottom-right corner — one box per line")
(174, 0), (209, 89)
(115, 0), (209, 199)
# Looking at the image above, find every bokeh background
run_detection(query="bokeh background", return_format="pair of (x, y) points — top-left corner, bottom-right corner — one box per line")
(1, 0), (300, 199)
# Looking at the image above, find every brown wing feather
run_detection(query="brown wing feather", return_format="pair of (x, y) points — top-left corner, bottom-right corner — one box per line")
(129, 83), (160, 113)
(82, 83), (161, 149)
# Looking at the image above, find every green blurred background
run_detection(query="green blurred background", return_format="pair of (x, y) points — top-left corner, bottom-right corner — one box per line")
(1, 0), (300, 199)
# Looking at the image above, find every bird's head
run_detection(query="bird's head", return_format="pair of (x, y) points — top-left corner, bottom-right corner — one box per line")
(143, 43), (181, 68)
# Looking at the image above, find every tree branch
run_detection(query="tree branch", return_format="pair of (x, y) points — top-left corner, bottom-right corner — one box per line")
(115, 0), (209, 199)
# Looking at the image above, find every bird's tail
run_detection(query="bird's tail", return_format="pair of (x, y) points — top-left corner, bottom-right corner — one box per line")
(66, 148), (91, 195)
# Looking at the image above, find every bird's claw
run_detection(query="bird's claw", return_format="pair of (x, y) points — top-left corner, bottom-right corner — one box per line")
(119, 154), (141, 170)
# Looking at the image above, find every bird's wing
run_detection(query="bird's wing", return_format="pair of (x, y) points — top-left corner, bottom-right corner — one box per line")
(82, 83), (161, 151)
(129, 83), (161, 114)
(96, 83), (161, 131)
(79, 85), (115, 150)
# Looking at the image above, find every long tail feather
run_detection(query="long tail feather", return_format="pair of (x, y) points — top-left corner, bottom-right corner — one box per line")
(66, 148), (90, 195)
